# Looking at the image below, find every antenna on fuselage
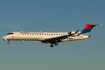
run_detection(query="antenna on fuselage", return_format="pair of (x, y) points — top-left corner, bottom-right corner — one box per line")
(21, 31), (23, 34)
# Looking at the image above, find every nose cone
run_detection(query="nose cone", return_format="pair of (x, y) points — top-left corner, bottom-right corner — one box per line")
(2, 36), (7, 41)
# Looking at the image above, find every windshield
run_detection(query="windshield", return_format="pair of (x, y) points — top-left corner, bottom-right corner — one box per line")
(7, 33), (14, 35)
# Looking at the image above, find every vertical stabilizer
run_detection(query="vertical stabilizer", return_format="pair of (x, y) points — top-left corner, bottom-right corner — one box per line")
(80, 24), (96, 34)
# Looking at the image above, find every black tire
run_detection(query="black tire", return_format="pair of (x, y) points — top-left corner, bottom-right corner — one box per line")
(55, 43), (58, 46)
(50, 44), (54, 47)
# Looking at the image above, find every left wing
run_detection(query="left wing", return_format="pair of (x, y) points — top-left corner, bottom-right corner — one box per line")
(42, 29), (79, 43)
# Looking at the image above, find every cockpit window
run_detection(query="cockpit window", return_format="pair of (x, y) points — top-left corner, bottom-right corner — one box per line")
(7, 33), (14, 35)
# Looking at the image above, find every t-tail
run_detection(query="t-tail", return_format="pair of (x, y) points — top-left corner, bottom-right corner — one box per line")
(80, 24), (102, 34)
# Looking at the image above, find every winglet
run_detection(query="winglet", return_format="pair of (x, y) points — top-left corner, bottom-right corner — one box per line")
(75, 29), (79, 33)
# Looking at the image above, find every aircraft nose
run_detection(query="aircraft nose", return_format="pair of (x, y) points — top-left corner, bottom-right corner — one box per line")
(2, 36), (7, 41)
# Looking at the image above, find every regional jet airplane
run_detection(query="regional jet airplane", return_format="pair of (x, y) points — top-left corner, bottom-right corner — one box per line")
(2, 24), (102, 47)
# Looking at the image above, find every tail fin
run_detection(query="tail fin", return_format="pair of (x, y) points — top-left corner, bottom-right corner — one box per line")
(80, 24), (96, 34)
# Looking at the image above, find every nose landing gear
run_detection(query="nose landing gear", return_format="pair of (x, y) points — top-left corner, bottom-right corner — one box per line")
(7, 40), (10, 44)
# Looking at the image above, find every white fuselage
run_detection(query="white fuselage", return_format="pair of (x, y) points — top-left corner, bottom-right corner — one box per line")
(2, 31), (90, 42)
(2, 23), (101, 47)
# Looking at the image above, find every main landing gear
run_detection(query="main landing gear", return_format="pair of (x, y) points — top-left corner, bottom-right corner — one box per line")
(50, 43), (59, 47)
(50, 43), (54, 47)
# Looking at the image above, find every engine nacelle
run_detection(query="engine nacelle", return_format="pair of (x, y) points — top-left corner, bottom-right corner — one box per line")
(69, 31), (80, 36)
(69, 31), (76, 35)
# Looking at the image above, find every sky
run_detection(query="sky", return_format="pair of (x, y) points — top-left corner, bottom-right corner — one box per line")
(0, 0), (105, 70)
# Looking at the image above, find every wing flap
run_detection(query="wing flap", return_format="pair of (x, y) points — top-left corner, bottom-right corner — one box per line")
(42, 34), (73, 43)
(42, 35), (67, 43)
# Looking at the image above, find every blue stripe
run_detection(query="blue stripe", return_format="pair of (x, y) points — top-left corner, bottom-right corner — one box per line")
(81, 28), (93, 34)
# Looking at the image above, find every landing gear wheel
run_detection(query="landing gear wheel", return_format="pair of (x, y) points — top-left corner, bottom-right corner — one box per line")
(55, 43), (58, 46)
(50, 44), (54, 47)
(7, 41), (10, 44)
